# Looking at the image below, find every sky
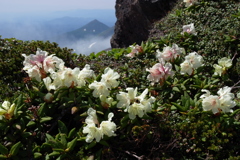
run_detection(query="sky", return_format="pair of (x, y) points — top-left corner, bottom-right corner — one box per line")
(0, 0), (115, 13)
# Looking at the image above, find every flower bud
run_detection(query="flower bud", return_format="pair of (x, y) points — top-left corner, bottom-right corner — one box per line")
(44, 93), (54, 103)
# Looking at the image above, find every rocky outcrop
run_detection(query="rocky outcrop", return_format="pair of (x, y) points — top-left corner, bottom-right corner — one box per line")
(111, 0), (178, 48)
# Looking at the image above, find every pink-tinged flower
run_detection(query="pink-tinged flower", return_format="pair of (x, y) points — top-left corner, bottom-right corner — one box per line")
(200, 90), (220, 114)
(22, 48), (65, 81)
(182, 23), (197, 35)
(125, 44), (143, 58)
(200, 87), (236, 114)
(146, 62), (174, 84)
(156, 44), (184, 62)
(183, 0), (197, 7)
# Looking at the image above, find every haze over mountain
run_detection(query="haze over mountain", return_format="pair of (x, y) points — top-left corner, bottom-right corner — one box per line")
(0, 9), (116, 55)
(54, 19), (114, 55)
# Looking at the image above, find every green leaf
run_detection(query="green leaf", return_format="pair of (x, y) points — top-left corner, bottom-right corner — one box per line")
(0, 143), (8, 155)
(40, 117), (52, 123)
(9, 141), (22, 156)
(66, 138), (77, 152)
(38, 103), (47, 117)
(99, 140), (109, 147)
(58, 120), (68, 134)
(34, 152), (42, 159)
(0, 155), (7, 159)
(67, 128), (76, 139)
(26, 121), (36, 127)
(172, 87), (180, 92)
(45, 133), (55, 141)
(60, 134), (67, 148)
(48, 151), (61, 157)
(85, 141), (96, 150)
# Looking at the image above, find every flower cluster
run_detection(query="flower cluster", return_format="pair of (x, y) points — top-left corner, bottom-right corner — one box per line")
(213, 57), (232, 76)
(43, 64), (95, 91)
(83, 108), (117, 143)
(125, 44), (143, 58)
(156, 44), (184, 62)
(146, 61), (174, 85)
(180, 52), (203, 75)
(89, 67), (120, 98)
(22, 48), (65, 82)
(117, 88), (155, 119)
(200, 86), (236, 114)
(181, 23), (197, 35)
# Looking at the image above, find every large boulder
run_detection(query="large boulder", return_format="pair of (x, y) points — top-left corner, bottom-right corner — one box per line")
(110, 0), (177, 48)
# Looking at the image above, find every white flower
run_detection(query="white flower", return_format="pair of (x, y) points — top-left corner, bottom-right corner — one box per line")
(101, 67), (120, 88)
(83, 108), (116, 143)
(237, 92), (240, 99)
(89, 81), (110, 98)
(213, 57), (232, 76)
(200, 92), (220, 114)
(43, 54), (65, 73)
(217, 86), (234, 99)
(85, 108), (99, 125)
(127, 102), (145, 119)
(100, 113), (117, 137)
(51, 67), (80, 89)
(100, 95), (113, 108)
(183, 0), (197, 7)
(200, 87), (236, 114)
(25, 65), (42, 82)
(116, 91), (131, 108)
(117, 88), (155, 119)
(182, 23), (197, 35)
(213, 64), (224, 76)
(180, 60), (193, 75)
(185, 52), (203, 69)
(218, 57), (232, 68)
(156, 44), (183, 62)
(0, 101), (16, 119)
(43, 77), (56, 91)
(83, 123), (102, 143)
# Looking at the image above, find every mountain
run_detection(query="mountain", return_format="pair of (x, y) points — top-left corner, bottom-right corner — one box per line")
(43, 16), (94, 34)
(58, 19), (111, 41)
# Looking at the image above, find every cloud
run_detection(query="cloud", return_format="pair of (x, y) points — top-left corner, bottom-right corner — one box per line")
(58, 35), (112, 55)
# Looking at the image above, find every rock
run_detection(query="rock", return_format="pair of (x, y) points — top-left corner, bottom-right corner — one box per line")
(111, 0), (177, 48)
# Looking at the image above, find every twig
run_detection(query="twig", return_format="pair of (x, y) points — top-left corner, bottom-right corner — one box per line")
(125, 151), (144, 160)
